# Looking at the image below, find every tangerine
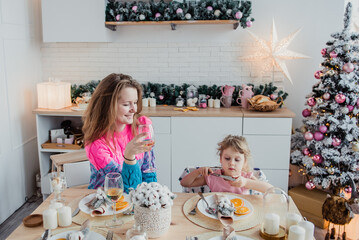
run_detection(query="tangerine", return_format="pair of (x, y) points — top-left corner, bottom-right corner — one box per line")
(234, 206), (250, 215)
(113, 201), (129, 211)
(230, 198), (244, 208)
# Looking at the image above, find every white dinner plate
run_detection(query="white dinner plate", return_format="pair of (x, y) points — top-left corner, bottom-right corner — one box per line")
(48, 230), (105, 240)
(197, 194), (253, 220)
(208, 235), (254, 240)
(79, 193), (131, 216)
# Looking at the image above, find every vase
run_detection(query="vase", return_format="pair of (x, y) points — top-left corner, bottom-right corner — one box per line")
(134, 205), (171, 238)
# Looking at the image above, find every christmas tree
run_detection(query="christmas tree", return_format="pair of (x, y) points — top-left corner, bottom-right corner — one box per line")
(291, 2), (359, 194)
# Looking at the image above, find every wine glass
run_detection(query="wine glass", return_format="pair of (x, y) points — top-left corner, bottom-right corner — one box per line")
(138, 123), (156, 173)
(49, 171), (67, 204)
(104, 172), (124, 228)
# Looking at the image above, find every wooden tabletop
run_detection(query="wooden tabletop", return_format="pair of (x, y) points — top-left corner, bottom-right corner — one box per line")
(33, 105), (295, 118)
(8, 188), (302, 240)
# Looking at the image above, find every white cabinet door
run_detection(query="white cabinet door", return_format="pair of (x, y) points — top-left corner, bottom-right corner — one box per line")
(41, 0), (114, 42)
(151, 118), (171, 189)
(171, 117), (242, 192)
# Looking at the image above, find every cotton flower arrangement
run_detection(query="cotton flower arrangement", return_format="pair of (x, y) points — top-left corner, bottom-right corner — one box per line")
(129, 182), (176, 210)
(217, 196), (235, 216)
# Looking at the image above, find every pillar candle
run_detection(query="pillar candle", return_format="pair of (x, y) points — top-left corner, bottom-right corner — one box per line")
(142, 98), (149, 107)
(214, 99), (221, 109)
(288, 225), (305, 240)
(149, 98), (156, 107)
(208, 98), (214, 108)
(298, 221), (314, 240)
(263, 213), (280, 235)
(286, 213), (302, 230)
(43, 208), (58, 229)
(57, 206), (72, 227)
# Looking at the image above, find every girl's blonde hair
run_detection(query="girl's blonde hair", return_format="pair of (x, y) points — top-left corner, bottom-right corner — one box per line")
(217, 135), (252, 172)
(82, 73), (143, 146)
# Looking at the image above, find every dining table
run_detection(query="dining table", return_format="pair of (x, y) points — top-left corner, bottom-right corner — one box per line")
(7, 186), (303, 240)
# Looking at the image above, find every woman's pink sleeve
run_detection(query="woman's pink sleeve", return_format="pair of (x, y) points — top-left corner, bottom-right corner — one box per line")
(138, 116), (152, 125)
(86, 141), (114, 170)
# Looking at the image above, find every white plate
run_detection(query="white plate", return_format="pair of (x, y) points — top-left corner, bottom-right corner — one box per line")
(197, 194), (253, 221)
(208, 235), (254, 240)
(48, 231), (105, 240)
(71, 107), (84, 111)
(79, 193), (131, 216)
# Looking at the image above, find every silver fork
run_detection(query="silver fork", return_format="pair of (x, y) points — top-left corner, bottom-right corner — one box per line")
(198, 192), (217, 215)
(106, 230), (113, 240)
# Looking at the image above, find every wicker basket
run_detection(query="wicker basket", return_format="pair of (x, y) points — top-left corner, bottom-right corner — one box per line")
(247, 96), (283, 112)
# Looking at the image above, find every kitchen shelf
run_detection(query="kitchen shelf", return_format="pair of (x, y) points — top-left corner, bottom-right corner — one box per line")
(105, 20), (240, 31)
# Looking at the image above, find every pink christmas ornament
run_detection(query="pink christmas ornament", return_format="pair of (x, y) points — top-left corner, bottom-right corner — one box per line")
(302, 109), (311, 117)
(235, 11), (242, 19)
(305, 180), (315, 190)
(332, 137), (341, 147)
(176, 8), (183, 14)
(319, 125), (327, 133)
(348, 105), (354, 112)
(344, 186), (352, 193)
(314, 70), (323, 79)
(329, 51), (338, 58)
(206, 6), (213, 11)
(303, 148), (310, 155)
(155, 13), (161, 18)
(116, 14), (121, 21)
(132, 5), (138, 12)
(307, 97), (316, 107)
(335, 94), (346, 104)
(246, 20), (253, 27)
(270, 94), (278, 100)
(304, 132), (314, 141)
(159, 95), (164, 100)
(323, 93), (330, 100)
(314, 131), (324, 141)
(313, 154), (323, 164)
(343, 62), (354, 73)
(357, 99), (359, 107)
(321, 48), (327, 56)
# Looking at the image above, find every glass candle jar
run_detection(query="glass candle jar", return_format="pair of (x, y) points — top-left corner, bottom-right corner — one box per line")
(126, 223), (148, 240)
(186, 85), (198, 107)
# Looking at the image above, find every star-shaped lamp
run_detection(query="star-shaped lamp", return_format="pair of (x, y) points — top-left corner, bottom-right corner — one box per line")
(241, 19), (310, 84)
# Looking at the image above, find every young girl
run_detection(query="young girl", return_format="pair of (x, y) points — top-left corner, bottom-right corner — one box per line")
(180, 135), (272, 194)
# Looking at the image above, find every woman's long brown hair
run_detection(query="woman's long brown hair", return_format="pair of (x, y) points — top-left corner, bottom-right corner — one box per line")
(82, 73), (143, 146)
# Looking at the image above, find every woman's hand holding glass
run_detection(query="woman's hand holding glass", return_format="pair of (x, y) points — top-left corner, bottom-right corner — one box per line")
(124, 132), (154, 161)
(137, 124), (156, 173)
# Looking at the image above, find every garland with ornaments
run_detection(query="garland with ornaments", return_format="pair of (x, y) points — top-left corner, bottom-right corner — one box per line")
(106, 0), (254, 28)
(290, 3), (359, 194)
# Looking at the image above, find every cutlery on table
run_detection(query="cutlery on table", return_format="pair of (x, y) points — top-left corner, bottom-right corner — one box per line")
(210, 173), (237, 181)
(72, 207), (80, 217)
(198, 192), (217, 215)
(42, 229), (50, 240)
(106, 230), (114, 240)
(188, 198), (201, 215)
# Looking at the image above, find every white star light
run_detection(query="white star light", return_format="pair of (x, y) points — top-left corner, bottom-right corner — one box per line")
(241, 19), (310, 84)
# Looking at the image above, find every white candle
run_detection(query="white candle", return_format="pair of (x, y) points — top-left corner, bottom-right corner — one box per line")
(149, 98), (156, 107)
(214, 99), (221, 109)
(56, 138), (63, 144)
(43, 208), (58, 229)
(287, 213), (302, 230)
(208, 98), (214, 108)
(142, 98), (148, 107)
(298, 221), (315, 240)
(288, 225), (305, 240)
(57, 206), (72, 227)
(263, 213), (280, 235)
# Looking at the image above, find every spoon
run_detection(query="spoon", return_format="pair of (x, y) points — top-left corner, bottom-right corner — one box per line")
(198, 192), (217, 215)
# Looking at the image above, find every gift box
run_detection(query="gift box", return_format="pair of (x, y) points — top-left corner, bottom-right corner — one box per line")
(288, 184), (329, 229)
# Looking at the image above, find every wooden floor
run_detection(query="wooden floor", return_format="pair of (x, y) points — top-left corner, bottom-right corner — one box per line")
(0, 195), (43, 239)
(0, 195), (329, 240)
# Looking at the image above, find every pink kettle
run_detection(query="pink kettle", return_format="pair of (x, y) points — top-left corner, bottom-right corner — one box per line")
(236, 84), (254, 109)
(221, 85), (235, 96)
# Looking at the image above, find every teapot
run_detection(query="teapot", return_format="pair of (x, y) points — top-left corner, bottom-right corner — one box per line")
(236, 84), (254, 109)
(221, 85), (235, 96)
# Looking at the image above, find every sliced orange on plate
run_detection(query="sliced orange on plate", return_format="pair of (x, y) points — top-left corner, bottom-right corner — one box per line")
(230, 198), (244, 208)
(234, 206), (250, 215)
(118, 195), (124, 202)
(113, 200), (129, 211)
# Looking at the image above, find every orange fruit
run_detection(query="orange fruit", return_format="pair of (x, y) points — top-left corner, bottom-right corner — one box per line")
(234, 206), (250, 215)
(230, 198), (244, 208)
(113, 201), (129, 211)
(118, 195), (125, 202)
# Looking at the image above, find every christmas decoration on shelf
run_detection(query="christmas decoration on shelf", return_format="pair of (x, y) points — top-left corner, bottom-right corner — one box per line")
(291, 4), (359, 237)
(105, 0), (254, 29)
(240, 19), (310, 84)
(71, 80), (100, 103)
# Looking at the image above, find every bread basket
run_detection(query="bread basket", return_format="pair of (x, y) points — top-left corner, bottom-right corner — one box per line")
(247, 95), (283, 112)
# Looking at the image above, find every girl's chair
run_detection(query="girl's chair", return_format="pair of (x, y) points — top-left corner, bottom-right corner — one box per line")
(178, 167), (267, 194)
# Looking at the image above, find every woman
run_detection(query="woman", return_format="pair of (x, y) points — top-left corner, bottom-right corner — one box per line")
(82, 73), (157, 192)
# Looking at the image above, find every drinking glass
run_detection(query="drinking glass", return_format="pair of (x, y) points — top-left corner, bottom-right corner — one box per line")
(138, 124), (156, 173)
(50, 171), (67, 204)
(104, 172), (124, 228)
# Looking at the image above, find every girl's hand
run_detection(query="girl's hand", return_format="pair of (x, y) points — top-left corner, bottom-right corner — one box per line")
(229, 176), (247, 188)
(196, 167), (213, 177)
(124, 132), (154, 159)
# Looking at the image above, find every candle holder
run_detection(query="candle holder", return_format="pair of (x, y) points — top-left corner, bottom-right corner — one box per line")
(260, 187), (289, 240)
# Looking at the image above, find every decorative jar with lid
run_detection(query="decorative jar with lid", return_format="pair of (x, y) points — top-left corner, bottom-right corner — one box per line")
(186, 85), (198, 107)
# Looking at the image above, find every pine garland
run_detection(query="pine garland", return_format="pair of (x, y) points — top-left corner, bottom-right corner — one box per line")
(72, 80), (287, 106)
(106, 0), (254, 29)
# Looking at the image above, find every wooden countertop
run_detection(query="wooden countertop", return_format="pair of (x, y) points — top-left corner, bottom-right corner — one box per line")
(33, 105), (295, 118)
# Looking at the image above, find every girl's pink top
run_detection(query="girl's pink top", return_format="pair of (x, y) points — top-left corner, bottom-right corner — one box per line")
(204, 169), (253, 194)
